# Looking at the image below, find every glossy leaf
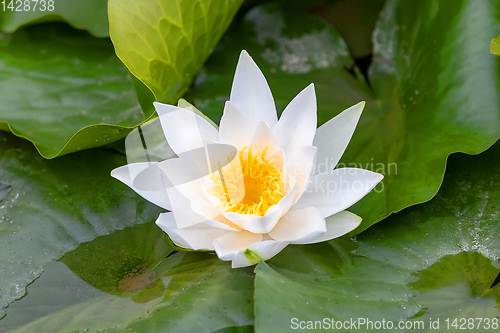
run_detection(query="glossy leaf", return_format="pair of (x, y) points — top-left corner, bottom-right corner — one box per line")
(409, 252), (500, 331)
(1, 221), (254, 332)
(184, 0), (500, 233)
(354, 0), (500, 230)
(0, 23), (155, 159)
(0, 132), (163, 316)
(108, 0), (244, 103)
(0, 0), (109, 37)
(254, 144), (500, 332)
(1, 261), (157, 332)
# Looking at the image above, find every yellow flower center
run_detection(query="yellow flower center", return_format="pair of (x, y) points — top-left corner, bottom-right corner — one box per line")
(208, 146), (285, 216)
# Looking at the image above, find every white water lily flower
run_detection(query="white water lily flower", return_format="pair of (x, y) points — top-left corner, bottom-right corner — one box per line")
(111, 50), (383, 268)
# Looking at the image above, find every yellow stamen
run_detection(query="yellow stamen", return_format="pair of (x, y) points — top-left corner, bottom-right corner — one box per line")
(208, 145), (285, 216)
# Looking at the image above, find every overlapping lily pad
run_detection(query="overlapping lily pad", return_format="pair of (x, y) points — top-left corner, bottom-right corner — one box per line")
(184, 0), (500, 233)
(0, 132), (163, 315)
(108, 0), (244, 102)
(1, 221), (255, 332)
(0, 0), (243, 159)
(0, 23), (152, 159)
(2, 139), (498, 332)
(254, 143), (500, 333)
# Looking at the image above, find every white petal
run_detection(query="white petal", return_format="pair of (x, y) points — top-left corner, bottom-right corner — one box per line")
(242, 179), (298, 234)
(157, 157), (209, 203)
(124, 118), (176, 164)
(241, 207), (281, 234)
(190, 198), (241, 231)
(231, 240), (289, 268)
(111, 162), (189, 211)
(222, 212), (254, 228)
(177, 98), (218, 129)
(283, 145), (317, 198)
(249, 121), (281, 156)
(213, 230), (263, 261)
(219, 101), (254, 149)
(273, 84), (317, 157)
(157, 143), (238, 204)
(294, 168), (383, 218)
(156, 212), (229, 250)
(204, 217), (242, 231)
(169, 209), (206, 229)
(269, 149), (285, 172)
(295, 211), (361, 244)
(313, 102), (364, 173)
(154, 102), (219, 155)
(230, 50), (277, 127)
(269, 207), (326, 243)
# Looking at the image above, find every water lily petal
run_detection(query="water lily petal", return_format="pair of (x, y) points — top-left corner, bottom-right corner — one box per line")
(222, 212), (254, 228)
(313, 102), (364, 173)
(269, 149), (285, 171)
(241, 207), (281, 234)
(268, 207), (326, 243)
(230, 50), (277, 127)
(219, 101), (254, 149)
(111, 162), (189, 211)
(231, 240), (289, 268)
(213, 230), (263, 261)
(154, 102), (219, 155)
(242, 180), (298, 234)
(295, 211), (362, 244)
(273, 84), (317, 158)
(191, 197), (241, 230)
(294, 168), (383, 218)
(249, 121), (281, 156)
(156, 212), (229, 250)
(283, 145), (317, 198)
(157, 157), (209, 204)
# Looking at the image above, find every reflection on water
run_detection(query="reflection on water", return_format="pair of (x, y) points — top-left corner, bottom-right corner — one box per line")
(0, 220), (254, 332)
(0, 221), (169, 332)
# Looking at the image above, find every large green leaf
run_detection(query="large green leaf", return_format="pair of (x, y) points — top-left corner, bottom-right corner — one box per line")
(0, 23), (156, 159)
(353, 0), (500, 231)
(184, 0), (500, 233)
(0, 132), (163, 316)
(0, 0), (109, 37)
(253, 144), (500, 332)
(1, 261), (158, 332)
(108, 0), (244, 103)
(1, 220), (254, 332)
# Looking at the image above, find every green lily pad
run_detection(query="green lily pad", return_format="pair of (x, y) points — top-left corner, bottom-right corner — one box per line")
(1, 221), (254, 332)
(0, 132), (163, 316)
(253, 143), (500, 332)
(0, 23), (155, 159)
(0, 0), (109, 37)
(184, 0), (500, 233)
(410, 252), (500, 332)
(108, 0), (244, 103)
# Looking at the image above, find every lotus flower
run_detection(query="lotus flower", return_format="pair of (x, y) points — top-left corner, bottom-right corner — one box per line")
(111, 51), (383, 268)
